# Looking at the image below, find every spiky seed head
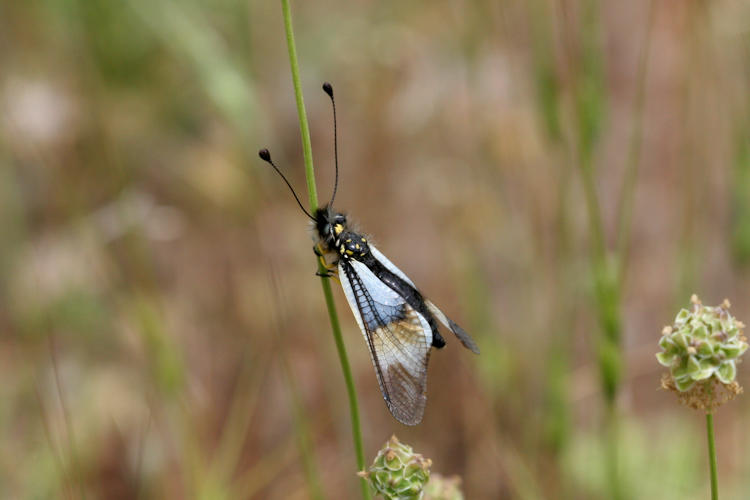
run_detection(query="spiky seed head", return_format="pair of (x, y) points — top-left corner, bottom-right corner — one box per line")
(657, 294), (747, 410)
(359, 435), (432, 500)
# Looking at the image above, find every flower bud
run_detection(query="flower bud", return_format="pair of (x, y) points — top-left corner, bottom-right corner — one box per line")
(657, 295), (747, 410)
(359, 435), (432, 500)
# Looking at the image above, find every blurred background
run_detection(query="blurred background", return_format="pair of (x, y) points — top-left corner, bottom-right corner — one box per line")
(2, 0), (750, 498)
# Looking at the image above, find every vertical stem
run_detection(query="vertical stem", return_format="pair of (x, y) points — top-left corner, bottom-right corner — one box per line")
(604, 404), (622, 500)
(615, 0), (655, 283)
(269, 269), (326, 500)
(280, 1), (371, 498)
(570, 1), (625, 496)
(281, 0), (318, 210)
(578, 156), (607, 261)
(280, 347), (326, 500)
(706, 412), (719, 500)
(49, 336), (86, 499)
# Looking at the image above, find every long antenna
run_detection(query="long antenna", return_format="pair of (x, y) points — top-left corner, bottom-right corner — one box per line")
(322, 82), (339, 207)
(258, 148), (315, 221)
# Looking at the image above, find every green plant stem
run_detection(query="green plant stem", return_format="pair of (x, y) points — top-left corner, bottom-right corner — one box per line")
(615, 0), (654, 283)
(281, 0), (318, 210)
(706, 412), (719, 500)
(576, 78), (623, 500)
(578, 157), (607, 261)
(604, 404), (623, 500)
(281, 346), (326, 500)
(572, 3), (625, 497)
(269, 272), (326, 500)
(280, 1), (371, 498)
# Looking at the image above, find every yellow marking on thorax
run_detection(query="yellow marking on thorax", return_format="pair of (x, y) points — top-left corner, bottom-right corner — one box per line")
(334, 224), (344, 235)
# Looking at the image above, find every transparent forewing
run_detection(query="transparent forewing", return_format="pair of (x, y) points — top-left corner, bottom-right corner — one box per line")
(339, 259), (432, 425)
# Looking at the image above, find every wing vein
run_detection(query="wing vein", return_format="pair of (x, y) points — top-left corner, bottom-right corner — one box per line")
(339, 259), (431, 425)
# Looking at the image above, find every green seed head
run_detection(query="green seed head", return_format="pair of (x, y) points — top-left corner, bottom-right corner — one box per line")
(657, 295), (747, 410)
(359, 435), (432, 500)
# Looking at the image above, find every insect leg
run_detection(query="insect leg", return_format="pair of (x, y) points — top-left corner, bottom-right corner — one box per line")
(313, 244), (329, 268)
(313, 244), (338, 278)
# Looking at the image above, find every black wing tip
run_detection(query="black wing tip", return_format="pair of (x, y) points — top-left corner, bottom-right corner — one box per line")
(448, 319), (480, 354)
(424, 300), (479, 354)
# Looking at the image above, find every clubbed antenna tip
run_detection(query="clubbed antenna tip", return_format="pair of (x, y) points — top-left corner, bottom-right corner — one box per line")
(257, 146), (314, 221)
(322, 81), (339, 205)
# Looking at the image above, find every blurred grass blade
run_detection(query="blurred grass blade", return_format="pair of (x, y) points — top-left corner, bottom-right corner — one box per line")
(212, 351), (270, 488)
(34, 385), (73, 500)
(731, 123), (750, 265)
(268, 268), (325, 500)
(49, 334), (85, 498)
(129, 0), (258, 143)
(232, 435), (299, 499)
(529, 0), (562, 143)
(133, 295), (186, 398)
(616, 0), (655, 280)
(575, 0), (607, 163)
(569, 2), (625, 498)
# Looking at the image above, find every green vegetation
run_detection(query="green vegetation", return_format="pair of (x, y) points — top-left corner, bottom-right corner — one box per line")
(2, 0), (750, 498)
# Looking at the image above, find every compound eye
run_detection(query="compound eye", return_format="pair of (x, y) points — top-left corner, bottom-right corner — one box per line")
(323, 224), (331, 235)
(335, 215), (346, 225)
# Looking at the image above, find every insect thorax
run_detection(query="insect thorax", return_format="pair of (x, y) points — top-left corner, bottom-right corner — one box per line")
(336, 230), (369, 260)
(314, 207), (369, 260)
